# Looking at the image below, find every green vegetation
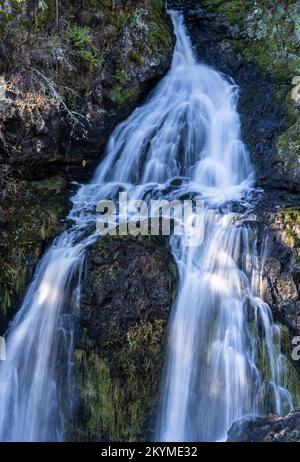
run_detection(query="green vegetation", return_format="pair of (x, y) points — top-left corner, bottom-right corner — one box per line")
(68, 26), (100, 72)
(147, 0), (173, 53)
(109, 86), (139, 106)
(105, 0), (173, 107)
(203, 0), (300, 81)
(0, 0), (26, 25)
(279, 209), (300, 250)
(0, 176), (68, 320)
(74, 319), (166, 441)
(0, 0), (173, 116)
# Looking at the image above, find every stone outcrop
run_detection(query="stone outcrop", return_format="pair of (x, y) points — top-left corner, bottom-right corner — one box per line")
(227, 410), (300, 442)
(70, 235), (177, 441)
(250, 193), (300, 383)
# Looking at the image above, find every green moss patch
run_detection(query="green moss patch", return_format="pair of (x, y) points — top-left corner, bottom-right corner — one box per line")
(0, 176), (69, 323)
(74, 319), (166, 441)
(70, 235), (176, 441)
(279, 209), (300, 250)
(203, 0), (300, 81)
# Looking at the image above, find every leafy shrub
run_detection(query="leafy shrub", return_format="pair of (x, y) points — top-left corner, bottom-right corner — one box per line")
(68, 26), (93, 49)
(68, 26), (99, 71)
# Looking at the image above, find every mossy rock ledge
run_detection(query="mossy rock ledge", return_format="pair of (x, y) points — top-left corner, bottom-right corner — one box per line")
(70, 235), (177, 442)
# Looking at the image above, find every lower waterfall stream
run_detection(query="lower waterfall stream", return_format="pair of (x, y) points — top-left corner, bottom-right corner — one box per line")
(0, 11), (294, 442)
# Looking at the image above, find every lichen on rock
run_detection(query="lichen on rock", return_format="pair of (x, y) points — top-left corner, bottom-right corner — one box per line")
(202, 0), (300, 81)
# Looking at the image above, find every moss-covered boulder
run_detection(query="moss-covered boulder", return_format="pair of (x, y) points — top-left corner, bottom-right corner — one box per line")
(70, 235), (177, 441)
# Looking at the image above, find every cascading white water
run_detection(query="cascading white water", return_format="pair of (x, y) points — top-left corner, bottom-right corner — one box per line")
(0, 11), (294, 442)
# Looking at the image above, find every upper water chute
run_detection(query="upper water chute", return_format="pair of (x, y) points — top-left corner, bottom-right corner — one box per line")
(94, 11), (253, 203)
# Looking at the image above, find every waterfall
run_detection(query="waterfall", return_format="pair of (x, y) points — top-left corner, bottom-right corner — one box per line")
(0, 11), (293, 442)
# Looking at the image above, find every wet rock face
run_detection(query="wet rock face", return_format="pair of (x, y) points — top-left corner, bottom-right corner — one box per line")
(261, 239), (300, 335)
(253, 196), (300, 337)
(250, 193), (300, 387)
(227, 411), (300, 442)
(72, 236), (177, 441)
(0, 0), (174, 181)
